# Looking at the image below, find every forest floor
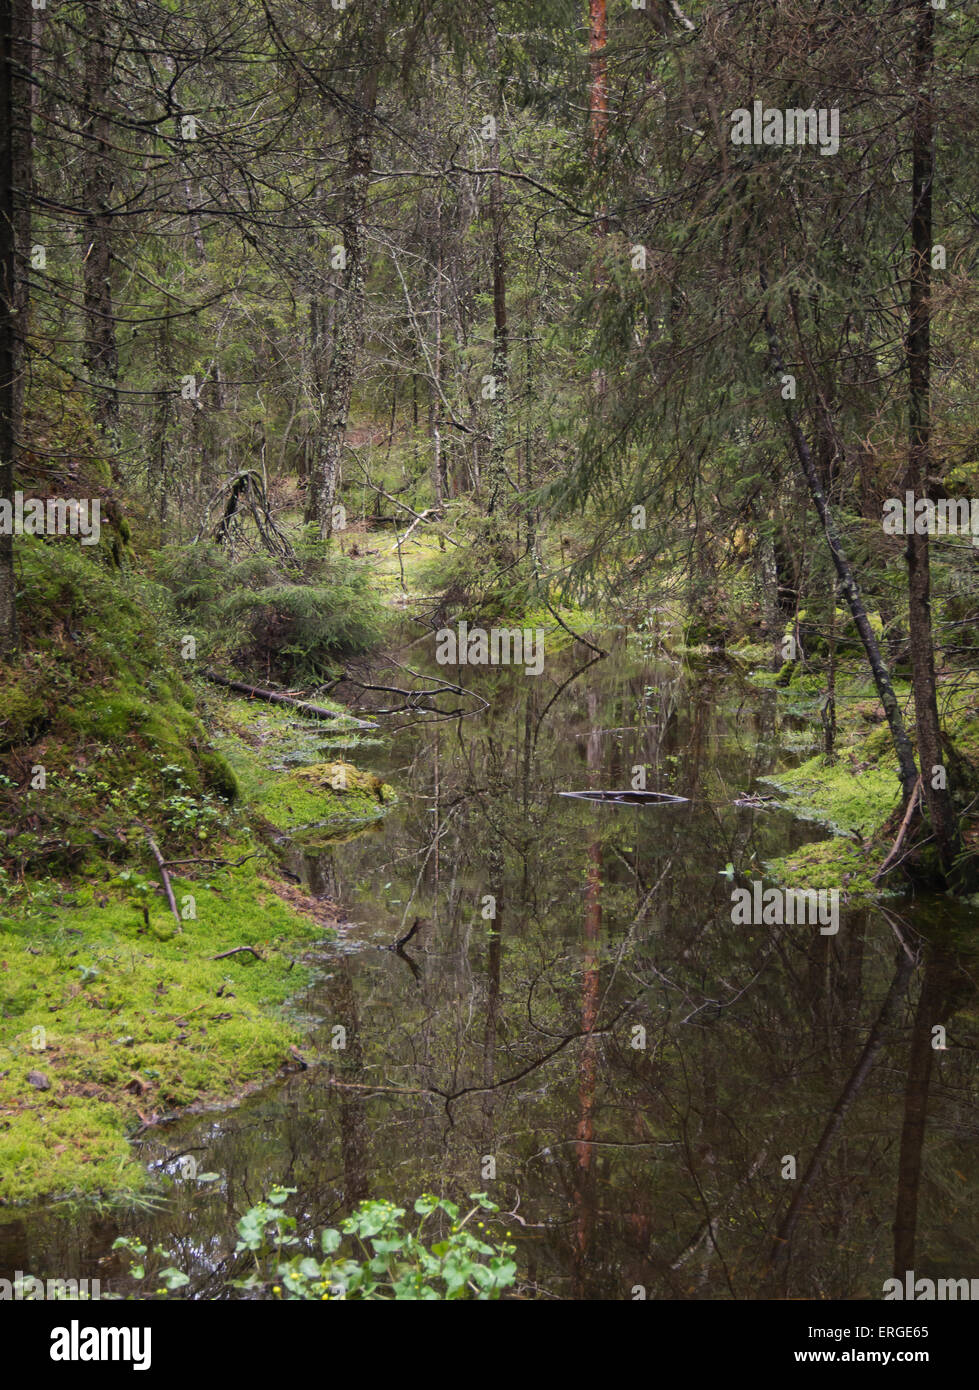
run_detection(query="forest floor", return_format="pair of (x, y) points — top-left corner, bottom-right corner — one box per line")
(0, 683), (398, 1206)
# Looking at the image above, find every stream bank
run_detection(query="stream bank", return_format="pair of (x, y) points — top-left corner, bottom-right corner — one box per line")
(0, 690), (397, 1205)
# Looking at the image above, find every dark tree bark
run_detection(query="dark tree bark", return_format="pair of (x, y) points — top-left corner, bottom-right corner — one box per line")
(429, 192), (446, 515)
(905, 0), (961, 882)
(0, 0), (30, 656)
(309, 6), (388, 539)
(81, 12), (118, 439)
(763, 295), (919, 799)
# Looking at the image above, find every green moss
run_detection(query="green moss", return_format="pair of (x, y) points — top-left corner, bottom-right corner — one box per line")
(208, 700), (396, 838)
(0, 674), (46, 750)
(0, 544), (400, 1204)
(198, 750), (239, 802)
(761, 753), (901, 838)
(0, 852), (334, 1204)
(764, 838), (880, 897)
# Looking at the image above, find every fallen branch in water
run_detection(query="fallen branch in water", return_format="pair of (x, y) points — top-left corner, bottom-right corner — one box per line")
(211, 945), (264, 961)
(138, 826), (182, 929)
(202, 668), (376, 730)
(391, 917), (422, 951)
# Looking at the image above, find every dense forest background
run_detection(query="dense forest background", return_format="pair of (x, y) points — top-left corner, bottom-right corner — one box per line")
(3, 2), (979, 881)
(1, 0), (979, 1304)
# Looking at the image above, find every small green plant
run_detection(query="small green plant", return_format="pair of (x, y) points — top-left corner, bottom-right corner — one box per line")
(236, 1188), (518, 1300)
(115, 1188), (518, 1300)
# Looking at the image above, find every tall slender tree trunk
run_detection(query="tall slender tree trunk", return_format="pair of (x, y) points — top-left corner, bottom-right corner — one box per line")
(82, 14), (118, 440)
(763, 294), (919, 799)
(0, 0), (30, 656)
(309, 10), (387, 539)
(905, 0), (960, 881)
(430, 192), (446, 518)
(589, 1), (608, 396)
(485, 15), (508, 517)
(589, 0), (608, 167)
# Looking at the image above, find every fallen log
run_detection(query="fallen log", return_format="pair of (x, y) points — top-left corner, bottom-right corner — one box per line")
(162, 851), (258, 869)
(202, 669), (376, 730)
(211, 945), (264, 961)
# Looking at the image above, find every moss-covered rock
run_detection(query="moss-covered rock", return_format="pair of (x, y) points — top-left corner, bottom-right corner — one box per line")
(294, 760), (387, 800)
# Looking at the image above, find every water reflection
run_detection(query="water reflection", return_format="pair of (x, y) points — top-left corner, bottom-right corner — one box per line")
(2, 642), (977, 1300)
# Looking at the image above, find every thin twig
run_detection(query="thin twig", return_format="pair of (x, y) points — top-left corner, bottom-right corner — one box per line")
(137, 825), (182, 929)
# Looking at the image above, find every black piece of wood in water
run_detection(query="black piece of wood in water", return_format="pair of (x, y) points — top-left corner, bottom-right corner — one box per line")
(557, 789), (689, 804)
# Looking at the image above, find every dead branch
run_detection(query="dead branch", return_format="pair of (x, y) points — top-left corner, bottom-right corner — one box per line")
(874, 776), (922, 883)
(392, 917), (422, 951)
(161, 851), (259, 868)
(202, 668), (377, 730)
(138, 826), (182, 929)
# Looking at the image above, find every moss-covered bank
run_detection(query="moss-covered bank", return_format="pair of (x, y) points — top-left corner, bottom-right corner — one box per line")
(0, 542), (396, 1206)
(747, 658), (979, 899)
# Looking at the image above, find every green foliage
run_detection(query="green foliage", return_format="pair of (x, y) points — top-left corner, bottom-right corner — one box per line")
(1, 541), (234, 868)
(417, 510), (536, 624)
(0, 852), (335, 1203)
(115, 1187), (518, 1299)
(155, 543), (385, 681)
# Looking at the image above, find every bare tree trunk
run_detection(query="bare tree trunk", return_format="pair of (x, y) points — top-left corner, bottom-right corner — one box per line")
(589, 0), (609, 168)
(588, 0), (609, 404)
(153, 291), (172, 530)
(485, 15), (508, 516)
(82, 13), (118, 440)
(0, 0), (29, 656)
(430, 191), (446, 518)
(763, 295), (919, 799)
(309, 9), (387, 539)
(905, 0), (960, 881)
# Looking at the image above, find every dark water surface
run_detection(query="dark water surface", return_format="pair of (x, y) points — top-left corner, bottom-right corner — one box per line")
(3, 640), (977, 1299)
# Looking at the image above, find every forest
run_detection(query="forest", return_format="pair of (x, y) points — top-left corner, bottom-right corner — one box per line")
(0, 0), (978, 1324)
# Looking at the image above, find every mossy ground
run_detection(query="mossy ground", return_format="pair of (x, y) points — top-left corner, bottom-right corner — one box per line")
(760, 755), (902, 839)
(751, 658), (979, 897)
(0, 541), (397, 1206)
(0, 855), (334, 1205)
(207, 699), (397, 845)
